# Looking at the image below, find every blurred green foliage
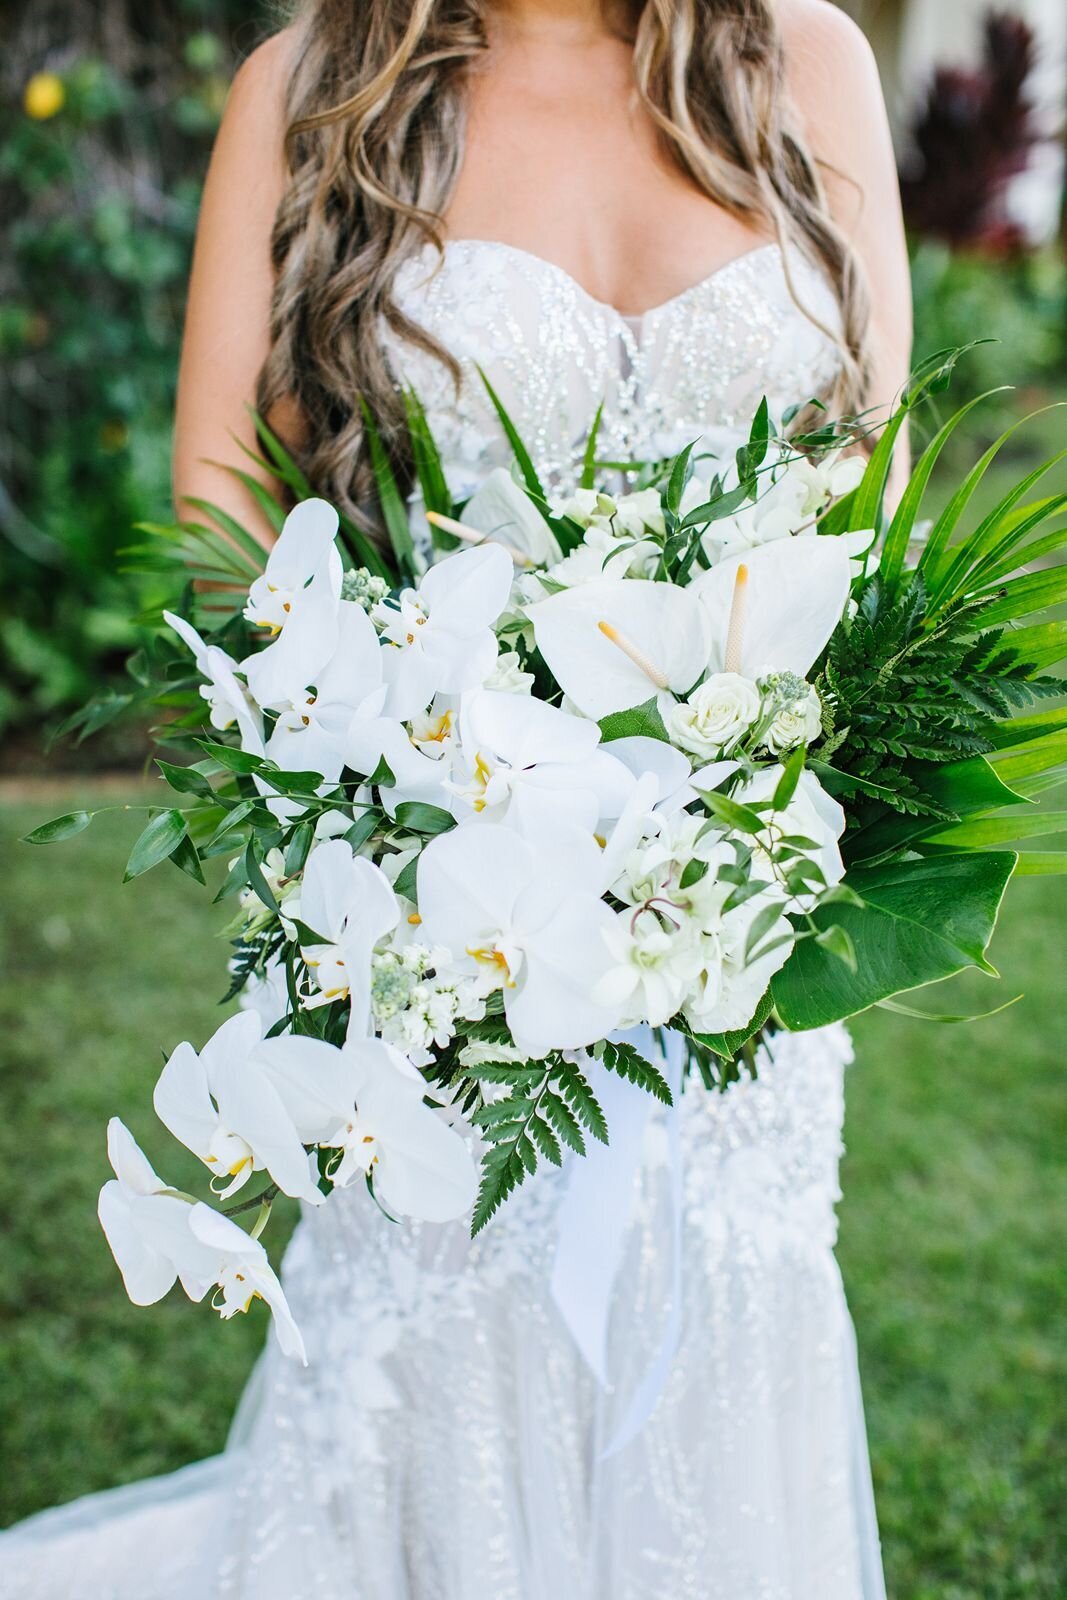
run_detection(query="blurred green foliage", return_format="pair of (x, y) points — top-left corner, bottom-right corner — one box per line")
(0, 3), (262, 749)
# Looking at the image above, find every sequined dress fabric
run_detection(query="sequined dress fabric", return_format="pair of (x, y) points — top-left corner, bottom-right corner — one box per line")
(0, 242), (886, 1600)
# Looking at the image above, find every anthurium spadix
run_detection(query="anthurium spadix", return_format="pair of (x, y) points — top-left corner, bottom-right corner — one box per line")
(526, 578), (712, 720)
(97, 1119), (306, 1362)
(417, 823), (623, 1057)
(296, 840), (399, 1033)
(450, 689), (635, 830)
(688, 535), (852, 680)
(163, 611), (264, 757)
(319, 1039), (478, 1222)
(451, 467), (563, 567)
(152, 1011), (334, 1205)
(241, 499), (344, 710)
(374, 543), (514, 719)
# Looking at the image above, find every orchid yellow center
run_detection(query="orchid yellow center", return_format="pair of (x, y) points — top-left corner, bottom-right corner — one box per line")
(597, 621), (670, 690)
(471, 752), (493, 812)
(466, 944), (517, 988)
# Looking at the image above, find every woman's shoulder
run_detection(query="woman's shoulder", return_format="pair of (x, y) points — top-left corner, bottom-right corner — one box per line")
(777, 1), (886, 160)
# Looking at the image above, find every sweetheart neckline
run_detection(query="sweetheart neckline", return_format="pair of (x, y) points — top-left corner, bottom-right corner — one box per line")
(420, 237), (785, 323)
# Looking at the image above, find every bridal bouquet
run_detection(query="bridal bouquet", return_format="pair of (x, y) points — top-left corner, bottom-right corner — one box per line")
(29, 351), (1067, 1360)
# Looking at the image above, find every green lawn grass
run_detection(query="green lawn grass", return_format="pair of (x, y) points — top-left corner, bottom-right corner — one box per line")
(1, 792), (1063, 1597)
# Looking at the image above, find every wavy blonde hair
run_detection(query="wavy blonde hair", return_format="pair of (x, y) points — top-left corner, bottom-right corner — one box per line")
(258, 0), (871, 532)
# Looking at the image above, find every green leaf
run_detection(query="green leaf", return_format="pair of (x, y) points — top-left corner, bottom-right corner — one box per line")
(556, 1063), (609, 1144)
(477, 367), (545, 499)
(403, 388), (452, 519)
(169, 833), (206, 885)
(540, 1090), (587, 1156)
(680, 858), (708, 890)
(924, 810), (1067, 849)
(284, 822), (315, 875)
(156, 759), (215, 799)
(22, 810), (93, 845)
(344, 810), (380, 852)
(393, 856), (418, 903)
(124, 810), (189, 881)
(772, 746), (806, 812)
(181, 493), (274, 567)
(194, 739), (267, 775)
(688, 990), (773, 1060)
(1013, 852), (1067, 876)
(393, 802), (454, 836)
(771, 851), (1016, 1030)
(580, 402), (605, 492)
(359, 398), (417, 581)
(978, 566), (1067, 628)
(598, 697), (670, 744)
(243, 842), (279, 913)
(814, 923), (857, 971)
(599, 1038), (673, 1104)
(699, 790), (766, 836)
(876, 993), (1022, 1023)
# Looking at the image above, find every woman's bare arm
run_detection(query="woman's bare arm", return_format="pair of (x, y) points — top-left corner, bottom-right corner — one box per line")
(783, 1), (914, 486)
(172, 33), (297, 550)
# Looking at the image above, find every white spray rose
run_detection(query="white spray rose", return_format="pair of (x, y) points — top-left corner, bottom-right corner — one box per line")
(758, 672), (823, 754)
(668, 673), (761, 759)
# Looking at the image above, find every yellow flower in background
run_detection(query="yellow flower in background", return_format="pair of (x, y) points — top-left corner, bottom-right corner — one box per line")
(24, 72), (65, 121)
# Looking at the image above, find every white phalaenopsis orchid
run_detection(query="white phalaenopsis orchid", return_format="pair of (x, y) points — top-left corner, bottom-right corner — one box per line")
(448, 689), (635, 830)
(241, 499), (344, 709)
(417, 822), (624, 1057)
(689, 534), (852, 681)
(373, 543), (514, 718)
(153, 1011), (339, 1204)
(266, 601), (387, 782)
(164, 611), (264, 757)
(97, 1119), (306, 1362)
(317, 1039), (477, 1221)
(295, 840), (400, 1033)
(527, 578), (712, 720)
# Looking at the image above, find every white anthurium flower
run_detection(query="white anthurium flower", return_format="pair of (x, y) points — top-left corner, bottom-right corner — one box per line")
(297, 840), (400, 1034)
(241, 499), (344, 710)
(527, 578), (712, 720)
(186, 1202), (307, 1363)
(163, 611), (264, 757)
(787, 451), (867, 517)
(668, 672), (762, 760)
(458, 468), (562, 566)
(447, 689), (635, 831)
(97, 1120), (306, 1362)
(689, 534), (851, 682)
(317, 1039), (477, 1222)
(373, 543), (514, 719)
(601, 736), (693, 815)
(266, 601), (387, 782)
(153, 1011), (334, 1205)
(733, 767), (847, 910)
(417, 823), (622, 1057)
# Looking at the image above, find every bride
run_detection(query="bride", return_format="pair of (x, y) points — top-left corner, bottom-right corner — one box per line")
(2, 0), (912, 1595)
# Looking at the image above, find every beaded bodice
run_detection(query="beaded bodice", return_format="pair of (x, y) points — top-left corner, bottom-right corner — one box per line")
(382, 238), (843, 500)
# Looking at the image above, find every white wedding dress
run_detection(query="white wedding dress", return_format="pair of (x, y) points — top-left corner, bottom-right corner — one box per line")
(0, 240), (887, 1600)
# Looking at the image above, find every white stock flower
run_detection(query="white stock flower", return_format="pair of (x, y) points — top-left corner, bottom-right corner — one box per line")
(97, 1119), (306, 1363)
(668, 673), (761, 760)
(787, 452), (866, 517)
(373, 543), (514, 718)
(483, 649), (534, 695)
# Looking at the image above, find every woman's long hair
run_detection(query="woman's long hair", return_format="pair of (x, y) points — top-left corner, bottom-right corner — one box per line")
(258, 0), (871, 533)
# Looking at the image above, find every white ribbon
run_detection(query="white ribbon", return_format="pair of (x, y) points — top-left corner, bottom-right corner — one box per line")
(550, 1026), (686, 1457)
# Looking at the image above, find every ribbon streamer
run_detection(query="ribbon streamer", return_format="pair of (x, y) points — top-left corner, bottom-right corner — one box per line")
(550, 1026), (686, 1457)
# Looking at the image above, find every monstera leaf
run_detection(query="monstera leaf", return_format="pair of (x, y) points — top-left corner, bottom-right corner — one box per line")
(771, 851), (1016, 1030)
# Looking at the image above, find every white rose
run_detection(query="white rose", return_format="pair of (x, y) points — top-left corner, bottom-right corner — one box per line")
(762, 683), (823, 754)
(484, 649), (534, 695)
(668, 673), (761, 759)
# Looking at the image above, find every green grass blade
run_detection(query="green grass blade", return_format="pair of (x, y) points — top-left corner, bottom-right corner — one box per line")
(359, 399), (417, 581)
(477, 366), (545, 498)
(580, 402), (605, 492)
